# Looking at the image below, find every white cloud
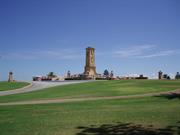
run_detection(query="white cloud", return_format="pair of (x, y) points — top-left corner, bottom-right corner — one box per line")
(138, 50), (175, 58)
(1, 45), (178, 60)
(1, 49), (83, 60)
(114, 45), (155, 58)
(113, 45), (177, 59)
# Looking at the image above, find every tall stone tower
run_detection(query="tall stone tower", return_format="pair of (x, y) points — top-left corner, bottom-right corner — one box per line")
(84, 47), (97, 78)
(8, 71), (13, 82)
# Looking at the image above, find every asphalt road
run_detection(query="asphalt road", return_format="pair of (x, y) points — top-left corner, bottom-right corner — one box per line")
(0, 80), (92, 96)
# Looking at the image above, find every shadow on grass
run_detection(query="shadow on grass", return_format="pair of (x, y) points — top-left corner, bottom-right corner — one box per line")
(156, 92), (180, 100)
(76, 121), (180, 135)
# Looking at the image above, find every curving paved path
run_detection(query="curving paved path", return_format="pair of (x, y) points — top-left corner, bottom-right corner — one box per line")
(0, 89), (179, 106)
(0, 80), (93, 96)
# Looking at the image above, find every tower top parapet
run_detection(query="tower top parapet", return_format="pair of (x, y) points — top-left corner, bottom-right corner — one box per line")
(86, 47), (95, 50)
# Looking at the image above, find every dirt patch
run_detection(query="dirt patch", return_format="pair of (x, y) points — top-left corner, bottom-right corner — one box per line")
(0, 89), (179, 106)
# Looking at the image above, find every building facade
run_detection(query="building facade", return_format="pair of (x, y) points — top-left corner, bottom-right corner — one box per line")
(84, 47), (97, 79)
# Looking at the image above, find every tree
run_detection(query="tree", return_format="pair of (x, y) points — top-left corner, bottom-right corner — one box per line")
(167, 76), (171, 80)
(103, 69), (109, 77)
(163, 74), (168, 79)
(67, 70), (71, 78)
(175, 72), (180, 79)
(110, 70), (114, 78)
(47, 72), (56, 78)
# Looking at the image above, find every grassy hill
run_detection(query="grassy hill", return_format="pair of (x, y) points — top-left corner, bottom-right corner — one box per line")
(0, 81), (30, 91)
(0, 97), (180, 135)
(0, 80), (179, 103)
(0, 80), (180, 135)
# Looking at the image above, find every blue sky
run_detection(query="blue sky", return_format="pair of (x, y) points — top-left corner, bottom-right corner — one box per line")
(0, 0), (180, 80)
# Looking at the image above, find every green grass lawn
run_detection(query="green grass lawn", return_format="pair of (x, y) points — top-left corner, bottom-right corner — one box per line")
(0, 97), (180, 135)
(0, 80), (180, 135)
(0, 80), (180, 103)
(0, 81), (30, 91)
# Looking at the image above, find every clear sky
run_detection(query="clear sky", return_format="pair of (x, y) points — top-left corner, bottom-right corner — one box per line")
(0, 0), (180, 81)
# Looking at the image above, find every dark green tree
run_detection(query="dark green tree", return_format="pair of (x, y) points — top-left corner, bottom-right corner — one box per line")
(47, 72), (56, 78)
(103, 69), (109, 77)
(163, 74), (168, 79)
(175, 72), (180, 79)
(167, 76), (171, 80)
(110, 70), (114, 78)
